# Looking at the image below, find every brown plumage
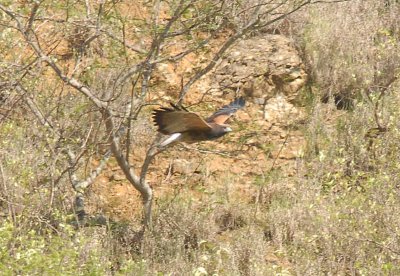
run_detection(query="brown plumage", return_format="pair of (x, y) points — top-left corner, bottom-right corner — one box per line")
(152, 97), (245, 147)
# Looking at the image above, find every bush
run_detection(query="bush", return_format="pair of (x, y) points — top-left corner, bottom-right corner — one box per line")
(296, 0), (400, 103)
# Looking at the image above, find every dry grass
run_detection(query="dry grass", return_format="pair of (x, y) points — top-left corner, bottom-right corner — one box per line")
(1, 0), (400, 275)
(293, 0), (400, 104)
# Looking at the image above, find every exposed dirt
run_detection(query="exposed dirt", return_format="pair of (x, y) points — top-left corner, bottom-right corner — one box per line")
(86, 34), (308, 228)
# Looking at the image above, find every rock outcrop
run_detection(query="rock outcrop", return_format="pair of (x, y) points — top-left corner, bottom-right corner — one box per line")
(213, 35), (307, 104)
(212, 34), (307, 124)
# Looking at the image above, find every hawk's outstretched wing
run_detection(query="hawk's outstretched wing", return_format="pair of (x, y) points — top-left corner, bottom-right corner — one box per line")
(152, 106), (211, 135)
(152, 97), (246, 146)
(206, 97), (245, 125)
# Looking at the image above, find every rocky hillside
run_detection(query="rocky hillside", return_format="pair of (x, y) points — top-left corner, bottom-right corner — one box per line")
(89, 34), (308, 222)
(1, 1), (400, 275)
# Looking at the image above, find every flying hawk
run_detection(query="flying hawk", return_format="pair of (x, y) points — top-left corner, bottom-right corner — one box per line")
(152, 97), (245, 147)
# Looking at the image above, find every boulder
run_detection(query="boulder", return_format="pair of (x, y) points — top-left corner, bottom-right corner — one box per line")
(213, 35), (307, 103)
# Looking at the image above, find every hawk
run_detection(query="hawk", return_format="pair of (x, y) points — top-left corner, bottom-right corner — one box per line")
(152, 97), (245, 147)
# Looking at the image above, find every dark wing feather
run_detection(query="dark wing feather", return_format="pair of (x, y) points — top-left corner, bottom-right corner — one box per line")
(152, 106), (211, 135)
(206, 97), (245, 125)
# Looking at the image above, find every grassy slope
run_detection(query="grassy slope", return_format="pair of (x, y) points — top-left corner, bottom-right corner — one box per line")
(1, 1), (400, 275)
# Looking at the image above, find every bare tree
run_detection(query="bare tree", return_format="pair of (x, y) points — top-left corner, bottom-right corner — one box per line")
(0, 0), (346, 228)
